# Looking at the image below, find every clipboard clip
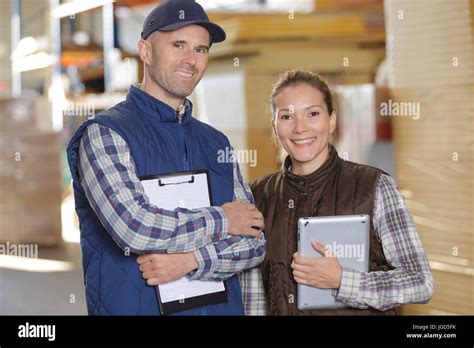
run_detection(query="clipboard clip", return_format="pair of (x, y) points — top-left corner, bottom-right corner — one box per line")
(158, 175), (195, 187)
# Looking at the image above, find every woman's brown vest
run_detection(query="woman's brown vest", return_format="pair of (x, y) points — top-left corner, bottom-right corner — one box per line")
(251, 146), (397, 315)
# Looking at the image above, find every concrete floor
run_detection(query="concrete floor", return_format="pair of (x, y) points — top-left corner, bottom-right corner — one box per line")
(0, 240), (87, 315)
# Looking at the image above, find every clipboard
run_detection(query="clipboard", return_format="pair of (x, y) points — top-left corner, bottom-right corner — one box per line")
(139, 170), (229, 315)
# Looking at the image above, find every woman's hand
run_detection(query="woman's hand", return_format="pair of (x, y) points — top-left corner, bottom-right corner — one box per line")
(291, 241), (342, 289)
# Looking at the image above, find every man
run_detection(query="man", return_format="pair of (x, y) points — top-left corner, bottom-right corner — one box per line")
(67, 0), (265, 315)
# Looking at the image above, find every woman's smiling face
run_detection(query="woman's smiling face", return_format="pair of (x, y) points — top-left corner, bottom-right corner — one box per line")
(273, 83), (337, 175)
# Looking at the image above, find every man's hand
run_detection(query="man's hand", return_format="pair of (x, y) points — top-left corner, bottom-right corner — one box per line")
(137, 252), (198, 286)
(221, 200), (265, 238)
(291, 241), (342, 289)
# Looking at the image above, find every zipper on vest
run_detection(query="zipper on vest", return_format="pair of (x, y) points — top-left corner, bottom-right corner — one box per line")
(178, 121), (190, 171)
(183, 136), (189, 170)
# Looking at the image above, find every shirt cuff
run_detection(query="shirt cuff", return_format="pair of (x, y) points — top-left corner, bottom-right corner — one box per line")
(198, 206), (229, 242)
(188, 244), (218, 280)
(333, 267), (361, 303)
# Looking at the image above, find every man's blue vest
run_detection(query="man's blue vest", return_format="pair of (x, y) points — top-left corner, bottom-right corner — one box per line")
(66, 85), (244, 315)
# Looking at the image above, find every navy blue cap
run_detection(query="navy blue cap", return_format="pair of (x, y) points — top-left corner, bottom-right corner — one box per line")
(141, 0), (226, 44)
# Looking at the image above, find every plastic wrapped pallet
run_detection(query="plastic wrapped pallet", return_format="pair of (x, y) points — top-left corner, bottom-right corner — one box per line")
(332, 84), (376, 165)
(0, 95), (62, 246)
(384, 0), (474, 314)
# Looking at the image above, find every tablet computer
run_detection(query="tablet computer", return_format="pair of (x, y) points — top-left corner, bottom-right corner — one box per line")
(297, 214), (370, 310)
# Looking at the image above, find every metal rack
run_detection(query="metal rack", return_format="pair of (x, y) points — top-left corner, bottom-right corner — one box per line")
(10, 0), (116, 130)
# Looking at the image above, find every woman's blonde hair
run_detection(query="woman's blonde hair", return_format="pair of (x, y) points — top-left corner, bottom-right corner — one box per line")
(270, 69), (335, 119)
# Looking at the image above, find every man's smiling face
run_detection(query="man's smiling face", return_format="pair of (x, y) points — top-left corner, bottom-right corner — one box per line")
(144, 24), (210, 107)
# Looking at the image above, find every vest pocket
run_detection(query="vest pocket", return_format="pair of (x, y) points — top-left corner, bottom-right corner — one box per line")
(195, 152), (234, 205)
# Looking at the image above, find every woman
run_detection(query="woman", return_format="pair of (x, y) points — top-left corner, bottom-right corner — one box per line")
(248, 69), (433, 315)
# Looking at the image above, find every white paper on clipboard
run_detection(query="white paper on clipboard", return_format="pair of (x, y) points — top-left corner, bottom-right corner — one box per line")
(140, 172), (225, 305)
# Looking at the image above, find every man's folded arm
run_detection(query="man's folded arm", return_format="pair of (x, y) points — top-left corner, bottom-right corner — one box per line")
(188, 159), (266, 281)
(78, 123), (229, 254)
